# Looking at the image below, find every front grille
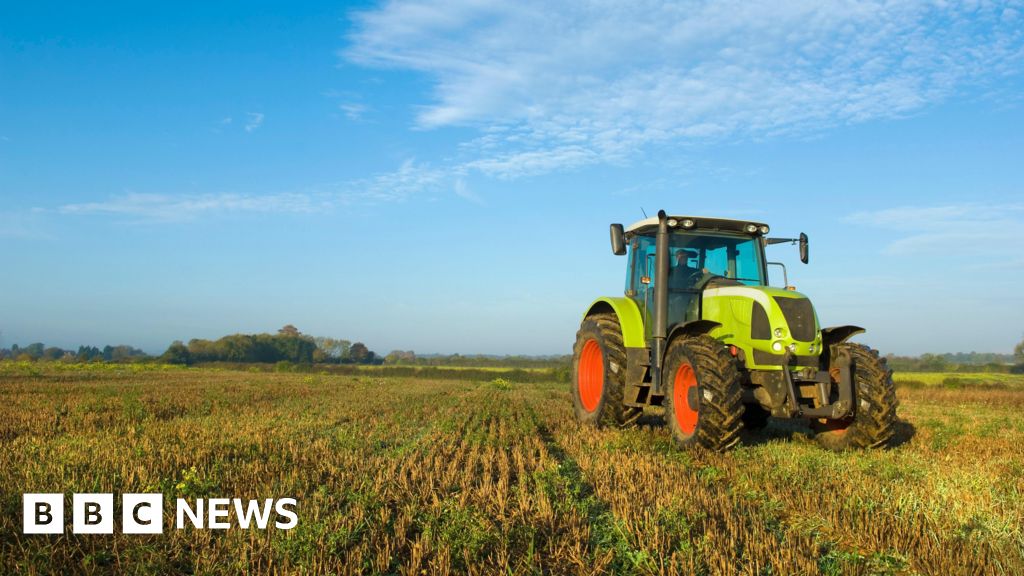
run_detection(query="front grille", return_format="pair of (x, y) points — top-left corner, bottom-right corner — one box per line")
(753, 349), (819, 366)
(774, 297), (816, 341)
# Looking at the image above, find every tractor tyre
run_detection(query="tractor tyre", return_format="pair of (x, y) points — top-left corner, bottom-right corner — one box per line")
(571, 313), (628, 427)
(741, 404), (771, 430)
(663, 335), (744, 451)
(813, 343), (898, 451)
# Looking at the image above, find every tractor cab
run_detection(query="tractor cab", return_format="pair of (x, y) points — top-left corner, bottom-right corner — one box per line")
(620, 216), (769, 339)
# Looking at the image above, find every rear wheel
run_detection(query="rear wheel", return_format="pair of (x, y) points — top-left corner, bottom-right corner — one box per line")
(571, 313), (628, 426)
(813, 343), (898, 451)
(663, 335), (744, 451)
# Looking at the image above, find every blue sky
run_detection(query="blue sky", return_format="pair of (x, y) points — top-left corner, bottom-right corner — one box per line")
(1, 1), (1022, 356)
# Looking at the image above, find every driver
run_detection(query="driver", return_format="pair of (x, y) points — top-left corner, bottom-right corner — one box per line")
(669, 249), (702, 288)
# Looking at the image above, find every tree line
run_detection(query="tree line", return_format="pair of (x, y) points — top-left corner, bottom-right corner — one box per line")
(0, 343), (148, 362)
(886, 350), (1024, 374)
(4, 329), (1023, 373)
(161, 325), (381, 366)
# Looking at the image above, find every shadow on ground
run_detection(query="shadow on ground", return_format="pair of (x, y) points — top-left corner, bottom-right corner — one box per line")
(627, 412), (917, 449)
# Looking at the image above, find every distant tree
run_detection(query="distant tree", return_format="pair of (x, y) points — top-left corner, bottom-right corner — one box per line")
(313, 337), (351, 363)
(101, 345), (148, 362)
(24, 343), (45, 360)
(384, 350), (416, 365)
(1013, 337), (1024, 374)
(278, 325), (301, 337)
(350, 342), (370, 364)
(77, 346), (102, 361)
(161, 341), (192, 365)
(42, 347), (66, 361)
(187, 338), (217, 362)
(917, 353), (950, 372)
(271, 333), (316, 364)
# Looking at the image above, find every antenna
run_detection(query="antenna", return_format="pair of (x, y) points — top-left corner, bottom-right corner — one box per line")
(640, 207), (648, 218)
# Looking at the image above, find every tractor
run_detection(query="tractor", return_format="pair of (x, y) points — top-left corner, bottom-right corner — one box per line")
(571, 211), (898, 451)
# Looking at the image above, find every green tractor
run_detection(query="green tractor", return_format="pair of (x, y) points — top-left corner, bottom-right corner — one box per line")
(571, 211), (898, 451)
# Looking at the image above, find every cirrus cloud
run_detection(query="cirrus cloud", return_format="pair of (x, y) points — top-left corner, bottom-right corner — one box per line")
(346, 0), (1024, 176)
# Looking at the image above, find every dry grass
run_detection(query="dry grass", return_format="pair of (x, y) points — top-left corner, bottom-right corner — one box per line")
(1, 365), (1022, 575)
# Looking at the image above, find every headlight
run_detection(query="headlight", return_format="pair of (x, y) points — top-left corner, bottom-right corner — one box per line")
(772, 341), (783, 352)
(808, 344), (815, 353)
(681, 218), (695, 228)
(787, 343), (796, 353)
(773, 327), (785, 338)
(745, 224), (758, 233)
(759, 225), (770, 234)
(668, 218), (678, 227)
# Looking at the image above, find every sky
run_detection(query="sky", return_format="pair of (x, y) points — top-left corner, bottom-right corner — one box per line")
(1, 0), (1023, 356)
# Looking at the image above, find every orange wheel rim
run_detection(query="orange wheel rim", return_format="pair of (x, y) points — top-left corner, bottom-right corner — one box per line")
(577, 339), (603, 412)
(673, 361), (698, 435)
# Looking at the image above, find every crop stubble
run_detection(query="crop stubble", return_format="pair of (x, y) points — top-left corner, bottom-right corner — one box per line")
(1, 366), (1022, 575)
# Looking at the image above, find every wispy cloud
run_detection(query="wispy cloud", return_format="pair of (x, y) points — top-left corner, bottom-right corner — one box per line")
(453, 177), (483, 204)
(56, 160), (448, 222)
(347, 0), (1024, 177)
(58, 192), (322, 222)
(245, 112), (265, 133)
(848, 201), (1024, 256)
(341, 158), (446, 203)
(339, 102), (368, 120)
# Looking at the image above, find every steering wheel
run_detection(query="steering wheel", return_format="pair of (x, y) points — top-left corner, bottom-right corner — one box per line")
(691, 270), (725, 290)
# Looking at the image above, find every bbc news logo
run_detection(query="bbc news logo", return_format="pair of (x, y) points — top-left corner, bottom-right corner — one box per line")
(23, 494), (298, 534)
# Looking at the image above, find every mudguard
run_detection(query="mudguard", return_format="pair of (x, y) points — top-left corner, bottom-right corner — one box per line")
(821, 325), (865, 346)
(583, 297), (646, 348)
(668, 319), (722, 343)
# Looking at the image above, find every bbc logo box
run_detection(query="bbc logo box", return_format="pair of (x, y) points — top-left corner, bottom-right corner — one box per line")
(23, 493), (297, 533)
(23, 493), (163, 534)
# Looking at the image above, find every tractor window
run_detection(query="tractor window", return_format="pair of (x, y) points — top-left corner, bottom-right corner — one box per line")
(703, 245), (728, 276)
(669, 232), (765, 286)
(625, 235), (656, 339)
(734, 240), (761, 285)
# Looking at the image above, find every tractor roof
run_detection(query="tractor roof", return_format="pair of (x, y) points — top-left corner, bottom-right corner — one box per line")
(625, 216), (770, 236)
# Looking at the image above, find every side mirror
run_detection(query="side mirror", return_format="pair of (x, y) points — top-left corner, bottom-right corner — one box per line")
(610, 223), (626, 255)
(799, 232), (809, 264)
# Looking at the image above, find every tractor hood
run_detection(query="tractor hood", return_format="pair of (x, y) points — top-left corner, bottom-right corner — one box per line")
(701, 285), (822, 370)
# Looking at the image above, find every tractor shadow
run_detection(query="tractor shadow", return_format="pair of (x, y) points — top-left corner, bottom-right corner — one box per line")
(629, 412), (811, 445)
(890, 419), (917, 448)
(535, 422), (612, 515)
(630, 413), (917, 449)
(740, 418), (814, 446)
(741, 417), (917, 448)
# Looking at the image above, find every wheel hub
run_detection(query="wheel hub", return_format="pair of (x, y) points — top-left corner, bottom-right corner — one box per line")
(577, 339), (603, 412)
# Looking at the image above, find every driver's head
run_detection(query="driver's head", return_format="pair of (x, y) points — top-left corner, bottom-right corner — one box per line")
(676, 249), (695, 267)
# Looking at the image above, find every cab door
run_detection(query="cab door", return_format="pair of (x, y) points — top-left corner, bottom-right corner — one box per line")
(625, 235), (656, 341)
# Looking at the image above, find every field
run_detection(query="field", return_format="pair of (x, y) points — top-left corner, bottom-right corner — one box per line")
(2, 364), (1023, 575)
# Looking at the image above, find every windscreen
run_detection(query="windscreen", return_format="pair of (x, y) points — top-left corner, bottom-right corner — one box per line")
(669, 232), (765, 287)
(626, 231), (765, 339)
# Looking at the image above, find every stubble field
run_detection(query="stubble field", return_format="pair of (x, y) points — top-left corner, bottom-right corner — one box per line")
(1, 363), (1022, 575)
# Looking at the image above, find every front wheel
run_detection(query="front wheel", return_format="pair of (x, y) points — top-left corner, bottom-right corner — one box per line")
(571, 313), (628, 426)
(663, 335), (744, 451)
(813, 343), (898, 451)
